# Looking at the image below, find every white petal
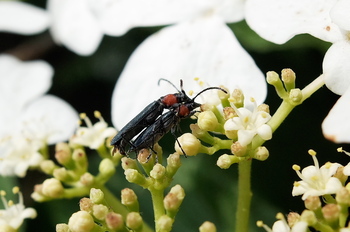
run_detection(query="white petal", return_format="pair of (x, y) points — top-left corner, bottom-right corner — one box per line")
(237, 130), (255, 147)
(257, 124), (272, 141)
(323, 41), (350, 95)
(17, 95), (79, 144)
(271, 220), (290, 232)
(330, 0), (350, 31)
(324, 177), (343, 194)
(292, 182), (307, 196)
(0, 1), (49, 35)
(291, 221), (308, 232)
(100, 0), (244, 36)
(322, 88), (350, 143)
(48, 0), (103, 55)
(112, 16), (266, 128)
(343, 162), (350, 176)
(245, 0), (342, 44)
(0, 55), (53, 135)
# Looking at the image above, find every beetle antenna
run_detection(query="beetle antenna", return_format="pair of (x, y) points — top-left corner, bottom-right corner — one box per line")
(158, 78), (182, 93)
(191, 87), (228, 101)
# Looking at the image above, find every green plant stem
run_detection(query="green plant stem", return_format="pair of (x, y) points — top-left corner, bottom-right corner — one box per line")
(235, 159), (252, 232)
(101, 186), (154, 232)
(149, 188), (165, 231)
(235, 74), (325, 232)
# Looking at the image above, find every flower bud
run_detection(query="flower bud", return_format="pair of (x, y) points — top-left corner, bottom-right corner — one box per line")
(99, 158), (115, 178)
(79, 197), (93, 212)
(336, 187), (350, 205)
(121, 188), (139, 212)
(266, 71), (281, 85)
(218, 85), (229, 100)
(287, 212), (300, 228)
(126, 212), (143, 230)
(56, 223), (69, 232)
(300, 210), (317, 225)
(231, 142), (246, 157)
(93, 204), (108, 220)
(80, 173), (94, 186)
(137, 148), (153, 164)
(164, 185), (185, 218)
(156, 215), (173, 231)
(72, 149), (88, 171)
(304, 196), (321, 211)
(322, 204), (340, 223)
(175, 133), (201, 156)
(223, 107), (236, 120)
(106, 212), (124, 230)
(68, 211), (94, 232)
(53, 168), (71, 182)
(150, 164), (166, 180)
(197, 111), (218, 132)
(55, 143), (72, 166)
(257, 104), (270, 114)
(42, 178), (64, 198)
(166, 153), (181, 178)
(121, 157), (139, 170)
(199, 221), (217, 232)
(217, 154), (238, 169)
(289, 88), (303, 104)
(230, 89), (244, 108)
(253, 146), (269, 161)
(90, 188), (104, 204)
(334, 166), (348, 185)
(40, 160), (57, 175)
(281, 68), (296, 91)
(124, 169), (147, 186)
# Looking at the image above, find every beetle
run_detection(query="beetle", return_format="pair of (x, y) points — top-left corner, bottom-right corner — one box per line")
(131, 87), (227, 159)
(111, 79), (195, 155)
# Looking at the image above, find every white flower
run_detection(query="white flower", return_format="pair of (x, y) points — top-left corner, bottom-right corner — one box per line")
(224, 98), (272, 147)
(112, 1), (267, 129)
(70, 111), (117, 150)
(0, 1), (49, 35)
(0, 134), (43, 177)
(259, 214), (308, 232)
(245, 0), (350, 143)
(0, 54), (78, 177)
(0, 187), (37, 230)
(292, 151), (342, 200)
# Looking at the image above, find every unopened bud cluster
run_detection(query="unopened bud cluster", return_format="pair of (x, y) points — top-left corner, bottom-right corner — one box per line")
(180, 84), (273, 169)
(122, 152), (182, 189)
(56, 188), (144, 232)
(32, 142), (116, 201)
(122, 152), (187, 231)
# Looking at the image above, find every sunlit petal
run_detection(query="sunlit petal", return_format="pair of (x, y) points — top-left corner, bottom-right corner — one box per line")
(330, 0), (350, 31)
(322, 88), (350, 143)
(17, 95), (78, 144)
(323, 41), (350, 95)
(0, 1), (49, 35)
(48, 0), (103, 55)
(100, 0), (244, 36)
(245, 0), (342, 44)
(112, 15), (266, 128)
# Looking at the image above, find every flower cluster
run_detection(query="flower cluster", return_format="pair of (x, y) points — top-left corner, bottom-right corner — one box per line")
(259, 149), (350, 232)
(31, 114), (119, 202)
(0, 187), (37, 231)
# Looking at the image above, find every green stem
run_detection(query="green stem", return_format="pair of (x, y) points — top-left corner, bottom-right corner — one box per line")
(101, 186), (154, 232)
(150, 188), (165, 220)
(235, 159), (252, 232)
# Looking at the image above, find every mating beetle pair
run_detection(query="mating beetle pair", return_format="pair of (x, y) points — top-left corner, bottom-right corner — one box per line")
(111, 79), (226, 158)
